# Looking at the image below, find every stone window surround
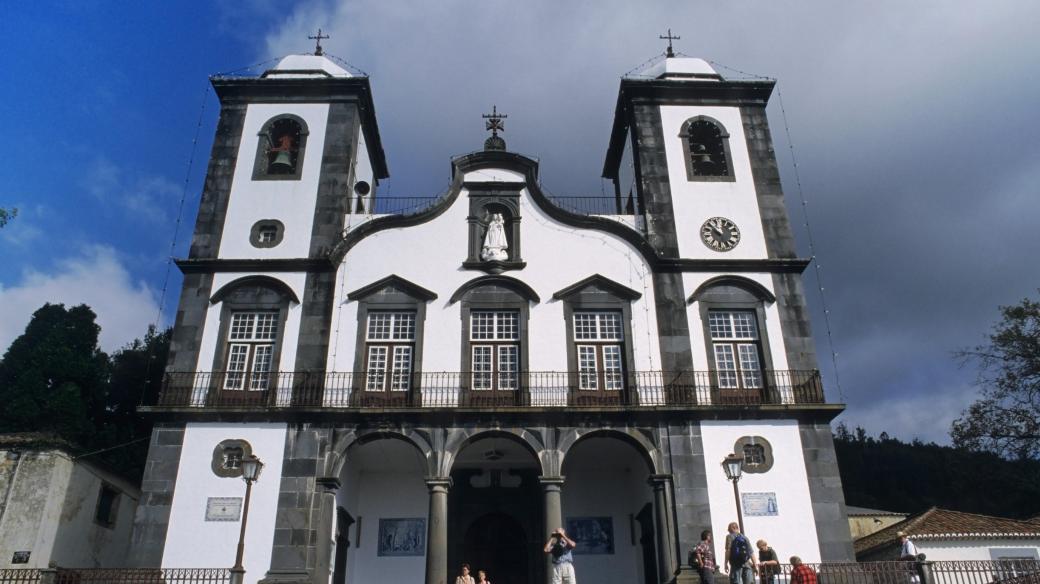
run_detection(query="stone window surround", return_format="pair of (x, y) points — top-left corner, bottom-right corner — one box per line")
(251, 113), (310, 181)
(349, 286), (430, 392)
(93, 483), (120, 529)
(463, 184), (526, 273)
(560, 293), (638, 386)
(211, 438), (254, 478)
(734, 435), (774, 474)
(688, 279), (776, 374)
(249, 219), (285, 248)
(208, 279), (294, 380)
(457, 288), (531, 389)
(679, 115), (735, 183)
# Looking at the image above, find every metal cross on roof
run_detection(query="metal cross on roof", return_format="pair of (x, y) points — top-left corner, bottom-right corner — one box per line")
(482, 105), (507, 138)
(659, 29), (680, 58)
(309, 29), (330, 56)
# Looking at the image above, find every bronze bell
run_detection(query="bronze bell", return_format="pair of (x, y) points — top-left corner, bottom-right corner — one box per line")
(270, 150), (293, 171)
(691, 143), (712, 165)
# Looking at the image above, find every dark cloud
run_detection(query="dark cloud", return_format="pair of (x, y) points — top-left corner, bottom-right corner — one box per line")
(246, 0), (1040, 441)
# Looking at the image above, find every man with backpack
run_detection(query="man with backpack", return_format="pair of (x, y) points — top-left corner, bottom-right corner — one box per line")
(724, 522), (756, 584)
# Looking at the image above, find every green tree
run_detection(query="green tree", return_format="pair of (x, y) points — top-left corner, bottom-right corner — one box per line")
(0, 304), (109, 445)
(952, 293), (1040, 460)
(0, 207), (15, 228)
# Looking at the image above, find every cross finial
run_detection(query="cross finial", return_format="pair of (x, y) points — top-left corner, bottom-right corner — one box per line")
(659, 29), (680, 58)
(482, 105), (507, 138)
(309, 29), (330, 56)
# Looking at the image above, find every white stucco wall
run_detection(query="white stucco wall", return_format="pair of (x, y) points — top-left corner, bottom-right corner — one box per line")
(340, 471), (428, 584)
(327, 173), (663, 380)
(218, 103), (330, 260)
(700, 420), (821, 564)
(917, 539), (1040, 561)
(659, 105), (768, 261)
(162, 423), (287, 584)
(50, 460), (140, 568)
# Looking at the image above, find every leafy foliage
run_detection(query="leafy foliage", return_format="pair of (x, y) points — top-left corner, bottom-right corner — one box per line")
(0, 207), (15, 228)
(834, 423), (1040, 519)
(952, 293), (1040, 460)
(0, 303), (169, 480)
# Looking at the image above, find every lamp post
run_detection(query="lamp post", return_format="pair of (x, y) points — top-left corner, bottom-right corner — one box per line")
(231, 455), (264, 584)
(722, 453), (745, 534)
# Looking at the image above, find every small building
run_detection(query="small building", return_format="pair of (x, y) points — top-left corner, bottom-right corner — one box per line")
(846, 505), (908, 540)
(855, 507), (1040, 562)
(0, 434), (140, 569)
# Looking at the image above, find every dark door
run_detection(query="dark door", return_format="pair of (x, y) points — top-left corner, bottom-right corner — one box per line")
(332, 507), (353, 584)
(462, 513), (529, 584)
(636, 503), (658, 584)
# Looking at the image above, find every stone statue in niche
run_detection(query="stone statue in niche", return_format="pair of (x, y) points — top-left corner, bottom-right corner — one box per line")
(480, 213), (509, 261)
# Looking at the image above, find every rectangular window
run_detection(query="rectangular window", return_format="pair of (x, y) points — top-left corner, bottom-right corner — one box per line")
(95, 485), (119, 527)
(364, 312), (416, 391)
(224, 311), (278, 390)
(469, 311), (520, 390)
(709, 310), (763, 390)
(572, 311), (625, 391)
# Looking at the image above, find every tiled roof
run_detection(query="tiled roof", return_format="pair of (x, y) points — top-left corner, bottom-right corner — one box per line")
(846, 505), (907, 517)
(855, 507), (1040, 555)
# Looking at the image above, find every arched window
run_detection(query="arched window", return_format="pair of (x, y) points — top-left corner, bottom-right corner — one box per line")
(680, 117), (733, 181)
(253, 115), (309, 180)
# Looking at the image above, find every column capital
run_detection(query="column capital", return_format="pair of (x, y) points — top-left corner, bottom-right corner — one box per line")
(538, 475), (565, 487)
(425, 476), (452, 491)
(648, 473), (674, 487)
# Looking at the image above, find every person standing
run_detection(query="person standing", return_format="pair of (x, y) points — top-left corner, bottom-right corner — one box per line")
(693, 529), (717, 584)
(544, 527), (578, 584)
(756, 540), (779, 584)
(454, 563), (475, 584)
(724, 522), (756, 584)
(789, 557), (817, 584)
(476, 569), (491, 584)
(898, 532), (922, 584)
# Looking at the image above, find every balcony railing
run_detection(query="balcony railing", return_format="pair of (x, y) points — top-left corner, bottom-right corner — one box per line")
(350, 195), (635, 217)
(0, 568), (231, 584)
(147, 370), (825, 410)
(771, 560), (1040, 584)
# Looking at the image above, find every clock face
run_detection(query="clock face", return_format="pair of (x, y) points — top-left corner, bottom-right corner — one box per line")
(700, 217), (740, 251)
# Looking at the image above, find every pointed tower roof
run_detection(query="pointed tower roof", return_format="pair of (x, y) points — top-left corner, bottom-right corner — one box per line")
(641, 56), (722, 81)
(262, 54), (352, 79)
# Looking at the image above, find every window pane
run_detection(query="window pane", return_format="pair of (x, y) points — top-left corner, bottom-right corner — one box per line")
(708, 312), (732, 339)
(472, 346), (493, 390)
(391, 346), (412, 391)
(254, 313), (278, 340)
(737, 344), (762, 388)
(229, 313), (255, 340)
(249, 345), (273, 390)
(471, 312), (495, 340)
(366, 346), (387, 390)
(225, 344), (249, 389)
(603, 345), (623, 390)
(714, 344), (738, 389)
(496, 312), (519, 340)
(577, 345), (598, 390)
(498, 345), (518, 390)
(574, 313), (597, 340)
(731, 312), (758, 339)
(391, 313), (416, 341)
(598, 313), (623, 341)
(367, 313), (392, 340)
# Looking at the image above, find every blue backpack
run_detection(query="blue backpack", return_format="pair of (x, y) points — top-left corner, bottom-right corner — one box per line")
(730, 534), (751, 566)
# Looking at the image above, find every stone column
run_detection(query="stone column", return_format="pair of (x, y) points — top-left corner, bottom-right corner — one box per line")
(650, 474), (678, 583)
(539, 476), (565, 584)
(425, 478), (451, 584)
(313, 478), (341, 584)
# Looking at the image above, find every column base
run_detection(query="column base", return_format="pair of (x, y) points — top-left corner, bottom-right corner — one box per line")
(674, 566), (700, 584)
(257, 570), (313, 584)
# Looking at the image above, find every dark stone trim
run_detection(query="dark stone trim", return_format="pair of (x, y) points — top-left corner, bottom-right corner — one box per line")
(308, 103), (357, 259)
(347, 274), (438, 302)
(449, 275), (540, 305)
(457, 293), (531, 386)
(662, 258), (810, 273)
(733, 435), (773, 474)
(293, 271), (337, 373)
(604, 79), (776, 178)
(651, 273), (694, 372)
(211, 76), (389, 180)
(740, 105), (798, 260)
(211, 438), (253, 478)
(189, 104), (247, 259)
(631, 102), (680, 258)
(770, 272), (819, 372)
(177, 258), (335, 273)
(128, 424), (185, 567)
(687, 276), (776, 305)
(464, 181), (525, 192)
(250, 220), (286, 249)
(210, 275), (301, 305)
(799, 422), (855, 561)
(251, 114), (309, 182)
(693, 284), (776, 374)
(460, 260), (527, 274)
(351, 288), (430, 392)
(552, 274), (642, 302)
(679, 116), (735, 183)
(209, 283), (293, 377)
(166, 273), (216, 372)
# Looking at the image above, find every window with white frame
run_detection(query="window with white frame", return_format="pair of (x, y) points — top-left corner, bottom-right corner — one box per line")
(364, 311), (416, 391)
(470, 310), (519, 390)
(224, 311), (279, 390)
(708, 310), (763, 389)
(573, 311), (624, 390)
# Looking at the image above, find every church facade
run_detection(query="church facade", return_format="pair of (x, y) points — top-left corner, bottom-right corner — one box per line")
(130, 49), (853, 584)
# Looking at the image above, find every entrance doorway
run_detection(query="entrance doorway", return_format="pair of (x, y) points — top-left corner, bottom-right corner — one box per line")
(463, 513), (529, 584)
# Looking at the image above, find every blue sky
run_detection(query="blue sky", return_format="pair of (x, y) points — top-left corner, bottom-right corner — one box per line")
(2, 1), (1039, 443)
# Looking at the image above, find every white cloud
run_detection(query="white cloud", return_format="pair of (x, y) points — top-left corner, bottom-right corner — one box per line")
(0, 246), (160, 354)
(83, 157), (180, 224)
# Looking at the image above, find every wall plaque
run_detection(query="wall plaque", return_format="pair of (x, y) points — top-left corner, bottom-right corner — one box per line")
(205, 497), (243, 521)
(11, 551), (30, 564)
(377, 518), (426, 556)
(741, 492), (779, 517)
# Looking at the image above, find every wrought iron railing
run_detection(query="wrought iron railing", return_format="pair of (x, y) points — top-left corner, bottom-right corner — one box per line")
(0, 570), (40, 584)
(767, 560), (1040, 584)
(148, 369), (824, 409)
(348, 195), (635, 217)
(0, 569), (231, 584)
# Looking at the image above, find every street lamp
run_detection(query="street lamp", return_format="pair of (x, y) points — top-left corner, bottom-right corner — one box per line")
(231, 455), (265, 584)
(722, 453), (745, 534)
